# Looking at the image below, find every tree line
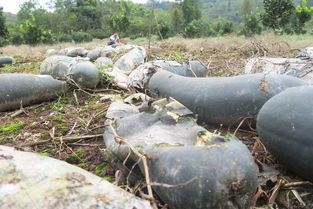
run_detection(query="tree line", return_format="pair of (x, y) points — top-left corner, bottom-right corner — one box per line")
(0, 0), (313, 46)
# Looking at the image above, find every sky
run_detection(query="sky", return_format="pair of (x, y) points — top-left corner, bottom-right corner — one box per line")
(0, 0), (147, 14)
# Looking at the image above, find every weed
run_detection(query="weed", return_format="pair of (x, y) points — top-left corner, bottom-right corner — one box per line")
(225, 132), (233, 141)
(39, 152), (49, 156)
(50, 94), (73, 111)
(65, 149), (87, 164)
(40, 132), (50, 138)
(0, 62), (40, 74)
(65, 154), (80, 164)
(99, 71), (112, 86)
(170, 52), (188, 61)
(52, 115), (64, 122)
(95, 163), (107, 176)
(55, 124), (69, 136)
(0, 123), (23, 135)
(103, 176), (113, 182)
(75, 149), (86, 157)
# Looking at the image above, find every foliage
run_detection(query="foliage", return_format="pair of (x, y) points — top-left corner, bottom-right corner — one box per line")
(261, 0), (294, 30)
(99, 71), (112, 86)
(183, 19), (213, 38)
(17, 0), (37, 22)
(182, 0), (202, 24)
(293, 0), (313, 34)
(212, 18), (234, 35)
(0, 7), (9, 46)
(71, 31), (93, 43)
(0, 123), (23, 135)
(241, 12), (262, 36)
(240, 0), (254, 17)
(19, 16), (56, 45)
(157, 21), (170, 39)
(57, 33), (73, 42)
(170, 5), (185, 34)
(4, 0), (313, 45)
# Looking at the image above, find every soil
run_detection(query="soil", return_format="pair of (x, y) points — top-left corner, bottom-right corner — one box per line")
(1, 38), (313, 209)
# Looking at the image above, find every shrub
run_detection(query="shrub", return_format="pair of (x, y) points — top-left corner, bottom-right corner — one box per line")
(212, 18), (234, 35)
(9, 34), (24, 45)
(157, 22), (170, 39)
(40, 29), (56, 44)
(183, 19), (213, 38)
(71, 31), (93, 43)
(57, 33), (73, 42)
(0, 37), (8, 47)
(87, 29), (108, 39)
(241, 12), (262, 37)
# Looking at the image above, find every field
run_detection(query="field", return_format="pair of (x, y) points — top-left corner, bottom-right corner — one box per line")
(1, 34), (313, 208)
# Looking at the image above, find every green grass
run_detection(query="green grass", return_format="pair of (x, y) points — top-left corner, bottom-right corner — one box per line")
(55, 124), (70, 136)
(0, 62), (40, 74)
(95, 163), (107, 176)
(0, 123), (23, 135)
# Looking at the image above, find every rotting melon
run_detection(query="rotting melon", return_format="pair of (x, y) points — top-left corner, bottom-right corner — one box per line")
(0, 56), (14, 67)
(103, 100), (258, 209)
(127, 60), (208, 91)
(113, 46), (147, 73)
(148, 71), (306, 127)
(87, 49), (101, 61)
(0, 73), (67, 111)
(70, 62), (100, 89)
(0, 145), (152, 209)
(152, 60), (208, 77)
(40, 56), (99, 89)
(257, 86), (313, 181)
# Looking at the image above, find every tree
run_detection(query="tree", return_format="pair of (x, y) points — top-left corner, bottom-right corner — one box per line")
(241, 12), (262, 37)
(212, 18), (234, 35)
(184, 19), (213, 38)
(261, 0), (294, 30)
(0, 7), (8, 38)
(105, 0), (130, 34)
(293, 0), (313, 33)
(17, 0), (38, 22)
(170, 4), (184, 33)
(181, 0), (201, 24)
(240, 0), (254, 17)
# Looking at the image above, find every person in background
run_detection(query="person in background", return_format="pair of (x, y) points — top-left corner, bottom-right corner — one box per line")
(107, 32), (120, 45)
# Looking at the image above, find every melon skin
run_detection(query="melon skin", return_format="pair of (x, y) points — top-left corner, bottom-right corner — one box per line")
(0, 56), (14, 67)
(0, 145), (152, 209)
(103, 101), (258, 209)
(70, 62), (100, 89)
(148, 71), (306, 127)
(257, 86), (313, 181)
(0, 73), (67, 111)
(40, 56), (99, 89)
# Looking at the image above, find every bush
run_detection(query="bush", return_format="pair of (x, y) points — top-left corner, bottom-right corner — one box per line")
(241, 13), (262, 37)
(183, 19), (213, 38)
(71, 31), (93, 43)
(157, 22), (170, 39)
(212, 18), (234, 35)
(40, 30), (56, 44)
(87, 29), (108, 39)
(9, 34), (24, 45)
(57, 33), (73, 42)
(19, 17), (57, 45)
(21, 20), (42, 45)
(0, 37), (8, 47)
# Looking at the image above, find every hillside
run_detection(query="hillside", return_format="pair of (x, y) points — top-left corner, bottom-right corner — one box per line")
(200, 0), (263, 22)
(154, 0), (305, 23)
(4, 12), (17, 23)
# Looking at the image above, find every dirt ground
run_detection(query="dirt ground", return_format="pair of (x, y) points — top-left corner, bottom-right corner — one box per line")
(1, 35), (313, 209)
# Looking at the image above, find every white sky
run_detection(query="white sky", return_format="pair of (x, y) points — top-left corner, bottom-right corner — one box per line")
(0, 0), (147, 14)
